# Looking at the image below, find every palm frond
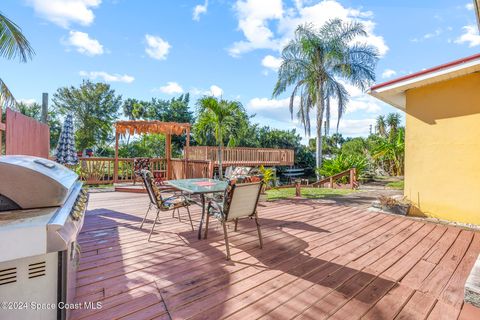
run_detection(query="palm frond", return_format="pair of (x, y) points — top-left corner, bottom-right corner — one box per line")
(0, 77), (16, 107)
(0, 12), (35, 62)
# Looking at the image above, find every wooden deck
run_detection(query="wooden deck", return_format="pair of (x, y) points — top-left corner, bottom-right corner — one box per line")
(72, 192), (480, 319)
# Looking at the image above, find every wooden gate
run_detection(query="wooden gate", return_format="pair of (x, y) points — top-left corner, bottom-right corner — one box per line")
(3, 107), (50, 158)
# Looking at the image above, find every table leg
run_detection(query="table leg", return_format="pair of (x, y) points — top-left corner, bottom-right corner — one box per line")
(198, 194), (206, 240)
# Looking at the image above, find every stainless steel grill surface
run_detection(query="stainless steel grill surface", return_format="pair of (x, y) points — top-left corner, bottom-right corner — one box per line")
(0, 156), (88, 320)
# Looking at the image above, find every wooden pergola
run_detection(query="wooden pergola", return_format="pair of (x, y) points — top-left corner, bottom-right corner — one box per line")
(114, 120), (191, 182)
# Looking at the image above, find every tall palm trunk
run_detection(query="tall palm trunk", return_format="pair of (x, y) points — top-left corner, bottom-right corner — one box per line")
(315, 85), (325, 180)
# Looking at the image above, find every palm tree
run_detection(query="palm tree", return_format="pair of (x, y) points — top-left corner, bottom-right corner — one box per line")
(122, 98), (147, 120)
(195, 96), (244, 179)
(373, 127), (405, 175)
(375, 115), (387, 137)
(273, 19), (378, 173)
(0, 12), (35, 107)
(386, 112), (401, 139)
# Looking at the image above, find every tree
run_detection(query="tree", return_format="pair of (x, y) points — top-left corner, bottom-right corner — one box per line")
(0, 12), (35, 107)
(373, 127), (405, 176)
(122, 98), (148, 120)
(386, 112), (401, 139)
(194, 96), (245, 179)
(372, 112), (405, 176)
(273, 19), (378, 175)
(52, 80), (122, 151)
(375, 115), (387, 137)
(146, 94), (193, 123)
(16, 102), (62, 147)
(147, 94), (194, 154)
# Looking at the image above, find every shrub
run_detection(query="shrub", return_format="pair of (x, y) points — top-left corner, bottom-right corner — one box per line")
(316, 154), (368, 179)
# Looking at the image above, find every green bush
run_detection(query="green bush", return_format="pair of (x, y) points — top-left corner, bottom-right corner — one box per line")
(316, 154), (368, 179)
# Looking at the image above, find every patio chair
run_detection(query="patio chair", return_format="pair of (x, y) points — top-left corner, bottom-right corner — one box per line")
(133, 158), (150, 185)
(204, 181), (264, 260)
(139, 169), (194, 241)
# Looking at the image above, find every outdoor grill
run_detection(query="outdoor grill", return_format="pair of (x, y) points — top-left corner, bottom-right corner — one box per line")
(0, 156), (88, 320)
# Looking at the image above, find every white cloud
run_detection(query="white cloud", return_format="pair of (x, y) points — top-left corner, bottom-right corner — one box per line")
(230, 0), (388, 57)
(248, 97), (292, 110)
(423, 28), (442, 39)
(193, 0), (208, 21)
(337, 118), (376, 136)
(381, 69), (397, 79)
(145, 34), (171, 60)
(346, 99), (382, 114)
(246, 97), (299, 123)
(157, 82), (184, 94)
(26, 0), (101, 28)
(79, 71), (134, 83)
(64, 30), (103, 56)
(208, 85), (223, 97)
(261, 55), (283, 71)
(466, 3), (474, 10)
(455, 25), (480, 47)
(229, 0), (284, 56)
(191, 85), (224, 97)
(18, 98), (37, 105)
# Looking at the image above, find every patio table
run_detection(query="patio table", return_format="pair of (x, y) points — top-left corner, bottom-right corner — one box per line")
(166, 178), (227, 239)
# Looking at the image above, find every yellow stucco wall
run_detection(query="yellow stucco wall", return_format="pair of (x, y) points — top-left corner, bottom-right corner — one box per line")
(405, 72), (480, 224)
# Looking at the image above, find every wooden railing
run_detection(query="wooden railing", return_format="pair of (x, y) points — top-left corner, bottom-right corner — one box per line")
(171, 159), (213, 180)
(68, 157), (211, 184)
(186, 146), (294, 166)
(310, 168), (358, 189)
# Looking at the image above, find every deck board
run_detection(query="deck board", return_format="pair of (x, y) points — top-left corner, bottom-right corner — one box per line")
(72, 192), (480, 320)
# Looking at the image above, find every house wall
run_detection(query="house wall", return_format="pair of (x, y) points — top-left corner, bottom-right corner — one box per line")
(405, 72), (480, 224)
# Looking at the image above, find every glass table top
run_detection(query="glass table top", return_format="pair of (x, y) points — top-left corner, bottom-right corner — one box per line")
(166, 178), (228, 194)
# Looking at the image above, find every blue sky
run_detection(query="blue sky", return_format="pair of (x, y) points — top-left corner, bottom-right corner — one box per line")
(2, 0), (479, 142)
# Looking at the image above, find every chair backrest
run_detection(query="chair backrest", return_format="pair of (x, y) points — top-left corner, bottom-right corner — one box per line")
(134, 158), (150, 175)
(140, 169), (162, 207)
(224, 181), (263, 221)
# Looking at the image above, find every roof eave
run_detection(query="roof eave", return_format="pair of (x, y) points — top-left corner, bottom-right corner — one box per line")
(369, 53), (480, 110)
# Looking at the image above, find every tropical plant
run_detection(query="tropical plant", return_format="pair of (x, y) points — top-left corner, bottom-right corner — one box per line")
(375, 115), (387, 137)
(372, 127), (405, 176)
(386, 112), (401, 139)
(52, 80), (122, 152)
(0, 12), (35, 107)
(259, 165), (275, 189)
(316, 154), (368, 179)
(122, 98), (148, 120)
(118, 134), (166, 158)
(194, 96), (246, 178)
(273, 19), (378, 174)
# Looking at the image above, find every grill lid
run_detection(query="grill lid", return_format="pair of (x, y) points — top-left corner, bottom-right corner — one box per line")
(0, 156), (78, 211)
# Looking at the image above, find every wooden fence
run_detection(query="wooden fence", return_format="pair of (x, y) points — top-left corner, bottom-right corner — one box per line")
(69, 157), (212, 184)
(185, 146), (294, 167)
(1, 108), (50, 157)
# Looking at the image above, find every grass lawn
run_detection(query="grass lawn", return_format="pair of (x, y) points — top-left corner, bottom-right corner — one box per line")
(386, 180), (404, 190)
(266, 187), (356, 201)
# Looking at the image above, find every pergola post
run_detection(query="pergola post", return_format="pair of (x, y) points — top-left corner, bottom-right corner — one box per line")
(114, 131), (119, 183)
(165, 133), (172, 179)
(184, 127), (190, 179)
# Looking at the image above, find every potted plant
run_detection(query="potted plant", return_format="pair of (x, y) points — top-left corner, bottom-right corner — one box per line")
(375, 195), (411, 216)
(258, 165), (274, 202)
